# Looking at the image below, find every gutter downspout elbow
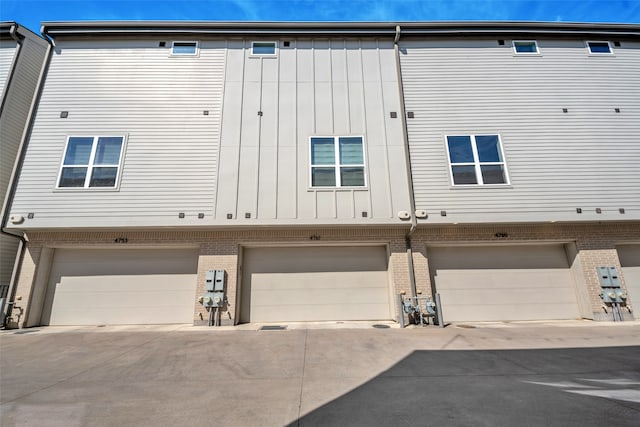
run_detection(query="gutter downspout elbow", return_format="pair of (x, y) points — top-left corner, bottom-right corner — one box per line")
(9, 23), (19, 43)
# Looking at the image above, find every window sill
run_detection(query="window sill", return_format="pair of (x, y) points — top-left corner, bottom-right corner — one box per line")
(449, 184), (513, 190)
(308, 187), (369, 192)
(53, 187), (121, 192)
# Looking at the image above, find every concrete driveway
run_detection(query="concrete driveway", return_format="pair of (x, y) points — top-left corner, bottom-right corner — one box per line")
(1, 321), (640, 426)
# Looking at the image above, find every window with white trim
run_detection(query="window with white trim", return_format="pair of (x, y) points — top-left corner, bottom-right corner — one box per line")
(446, 135), (509, 186)
(587, 41), (613, 54)
(513, 40), (539, 54)
(171, 41), (198, 56)
(251, 41), (277, 55)
(57, 136), (125, 188)
(310, 136), (366, 188)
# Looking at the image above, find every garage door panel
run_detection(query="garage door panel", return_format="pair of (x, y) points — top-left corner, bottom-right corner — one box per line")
(251, 303), (391, 323)
(251, 286), (389, 306)
(50, 249), (197, 275)
(245, 247), (387, 273)
(242, 246), (391, 323)
(45, 249), (198, 326)
(617, 245), (640, 310)
(50, 306), (188, 326)
(51, 274), (197, 292)
(251, 271), (388, 291)
(442, 303), (580, 322)
(439, 287), (579, 306)
(430, 245), (580, 322)
(435, 269), (574, 290)
(429, 245), (570, 270)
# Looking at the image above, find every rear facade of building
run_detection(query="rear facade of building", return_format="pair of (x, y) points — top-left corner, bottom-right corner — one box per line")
(3, 22), (640, 327)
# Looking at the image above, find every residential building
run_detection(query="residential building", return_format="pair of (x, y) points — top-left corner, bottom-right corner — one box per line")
(3, 21), (639, 328)
(0, 22), (49, 302)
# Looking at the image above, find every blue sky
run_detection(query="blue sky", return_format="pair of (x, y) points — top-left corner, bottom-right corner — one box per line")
(1, 0), (639, 35)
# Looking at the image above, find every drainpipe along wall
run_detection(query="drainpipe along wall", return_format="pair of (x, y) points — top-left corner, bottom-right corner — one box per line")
(394, 25), (419, 299)
(0, 26), (53, 322)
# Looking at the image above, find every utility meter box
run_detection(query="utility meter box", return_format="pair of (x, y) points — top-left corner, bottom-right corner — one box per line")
(597, 267), (621, 288)
(202, 269), (226, 308)
(213, 270), (225, 291)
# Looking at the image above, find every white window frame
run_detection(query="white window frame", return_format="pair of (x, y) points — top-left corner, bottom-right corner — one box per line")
(251, 41), (278, 56)
(170, 41), (199, 56)
(309, 136), (367, 189)
(513, 40), (540, 55)
(56, 135), (127, 190)
(445, 134), (510, 186)
(586, 40), (614, 55)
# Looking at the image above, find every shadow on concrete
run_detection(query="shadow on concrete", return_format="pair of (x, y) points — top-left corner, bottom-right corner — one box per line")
(290, 346), (640, 427)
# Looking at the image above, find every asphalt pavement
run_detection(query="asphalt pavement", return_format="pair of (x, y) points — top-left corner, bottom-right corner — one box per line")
(1, 321), (639, 426)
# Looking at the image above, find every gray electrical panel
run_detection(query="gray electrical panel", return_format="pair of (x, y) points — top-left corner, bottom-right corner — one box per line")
(597, 266), (621, 288)
(597, 266), (627, 321)
(202, 270), (226, 308)
(200, 269), (227, 327)
(213, 269), (225, 291)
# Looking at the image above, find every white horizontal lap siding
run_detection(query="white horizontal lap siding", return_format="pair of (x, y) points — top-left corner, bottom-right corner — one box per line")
(11, 39), (226, 227)
(0, 40), (17, 94)
(1, 38), (49, 193)
(1, 37), (48, 285)
(400, 38), (640, 222)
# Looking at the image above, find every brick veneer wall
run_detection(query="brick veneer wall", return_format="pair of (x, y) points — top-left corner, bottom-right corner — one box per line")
(15, 227), (410, 327)
(412, 222), (639, 320)
(11, 221), (639, 327)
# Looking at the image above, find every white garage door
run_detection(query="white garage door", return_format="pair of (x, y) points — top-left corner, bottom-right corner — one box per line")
(429, 244), (580, 322)
(617, 245), (640, 310)
(42, 248), (199, 325)
(241, 246), (390, 323)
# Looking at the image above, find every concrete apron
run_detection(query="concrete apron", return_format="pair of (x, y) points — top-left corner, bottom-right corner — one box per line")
(1, 321), (639, 427)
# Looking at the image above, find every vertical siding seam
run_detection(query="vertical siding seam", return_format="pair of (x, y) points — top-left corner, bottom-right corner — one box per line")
(295, 40), (299, 219)
(376, 40), (394, 218)
(213, 41), (229, 220)
(359, 40), (373, 218)
(329, 39), (335, 134)
(313, 189), (318, 219)
(234, 40), (247, 219)
(255, 57), (264, 218)
(274, 43), (281, 219)
(344, 40), (351, 134)
(312, 40), (316, 134)
(351, 189), (355, 219)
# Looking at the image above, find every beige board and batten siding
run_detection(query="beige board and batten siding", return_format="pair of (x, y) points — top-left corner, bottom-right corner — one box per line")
(428, 244), (581, 322)
(1, 31), (49, 291)
(617, 244), (640, 311)
(240, 246), (391, 323)
(41, 248), (199, 325)
(9, 39), (225, 228)
(400, 38), (640, 223)
(216, 39), (410, 224)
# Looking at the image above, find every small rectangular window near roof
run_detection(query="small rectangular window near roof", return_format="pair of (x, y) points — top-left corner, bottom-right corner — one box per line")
(587, 41), (612, 54)
(513, 40), (539, 54)
(171, 41), (198, 56)
(252, 41), (277, 55)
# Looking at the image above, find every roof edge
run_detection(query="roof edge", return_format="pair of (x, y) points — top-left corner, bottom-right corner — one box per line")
(41, 20), (640, 38)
